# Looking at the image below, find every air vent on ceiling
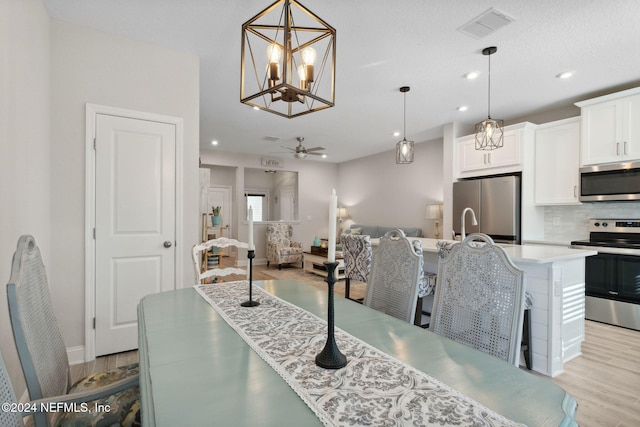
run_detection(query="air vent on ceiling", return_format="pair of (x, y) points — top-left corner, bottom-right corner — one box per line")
(458, 8), (515, 39)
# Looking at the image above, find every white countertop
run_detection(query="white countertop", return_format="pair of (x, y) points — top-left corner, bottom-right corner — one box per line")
(370, 237), (598, 264)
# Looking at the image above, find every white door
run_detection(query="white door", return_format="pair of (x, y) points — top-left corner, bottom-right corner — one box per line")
(94, 113), (176, 356)
(280, 186), (295, 221)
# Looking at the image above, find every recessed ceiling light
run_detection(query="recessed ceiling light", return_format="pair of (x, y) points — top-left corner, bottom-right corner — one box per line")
(253, 106), (260, 110)
(393, 131), (400, 137)
(211, 140), (218, 146)
(465, 72), (479, 80)
(321, 154), (327, 159)
(556, 71), (573, 79)
(457, 105), (469, 112)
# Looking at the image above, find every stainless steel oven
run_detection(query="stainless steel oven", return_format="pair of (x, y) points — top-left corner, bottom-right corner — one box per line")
(571, 219), (640, 331)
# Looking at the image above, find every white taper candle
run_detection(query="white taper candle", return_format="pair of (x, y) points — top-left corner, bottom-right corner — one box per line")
(328, 189), (337, 262)
(248, 206), (254, 250)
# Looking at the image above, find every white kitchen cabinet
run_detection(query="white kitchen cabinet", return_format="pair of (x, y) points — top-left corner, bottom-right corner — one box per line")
(576, 87), (640, 166)
(534, 117), (581, 205)
(456, 123), (532, 179)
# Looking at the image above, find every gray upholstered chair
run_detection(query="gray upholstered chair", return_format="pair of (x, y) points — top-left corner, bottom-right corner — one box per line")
(364, 229), (423, 323)
(6, 235), (140, 427)
(192, 237), (249, 284)
(266, 223), (303, 269)
(340, 234), (372, 302)
(430, 233), (526, 366)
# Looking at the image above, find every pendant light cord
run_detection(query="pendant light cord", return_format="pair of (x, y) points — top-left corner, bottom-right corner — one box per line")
(403, 91), (407, 139)
(487, 51), (491, 119)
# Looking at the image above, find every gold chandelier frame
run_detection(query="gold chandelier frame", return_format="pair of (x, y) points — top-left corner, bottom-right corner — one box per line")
(240, 0), (336, 118)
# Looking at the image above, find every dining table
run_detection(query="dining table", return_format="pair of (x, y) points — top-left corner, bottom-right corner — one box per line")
(137, 279), (578, 427)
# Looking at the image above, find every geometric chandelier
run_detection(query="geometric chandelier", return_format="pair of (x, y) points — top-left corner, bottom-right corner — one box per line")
(241, 0), (336, 119)
(475, 46), (504, 150)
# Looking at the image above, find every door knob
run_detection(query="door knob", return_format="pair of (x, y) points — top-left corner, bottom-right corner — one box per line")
(164, 241), (173, 248)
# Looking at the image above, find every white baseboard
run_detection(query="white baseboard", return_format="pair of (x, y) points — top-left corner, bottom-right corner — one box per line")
(67, 345), (87, 365)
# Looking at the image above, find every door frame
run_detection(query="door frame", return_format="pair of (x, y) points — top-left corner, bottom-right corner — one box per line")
(84, 103), (184, 362)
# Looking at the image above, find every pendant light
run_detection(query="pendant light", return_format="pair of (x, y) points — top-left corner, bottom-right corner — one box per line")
(240, 0), (336, 119)
(396, 86), (414, 164)
(475, 46), (504, 150)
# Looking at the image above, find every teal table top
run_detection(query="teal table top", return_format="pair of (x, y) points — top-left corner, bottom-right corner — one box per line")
(138, 280), (577, 427)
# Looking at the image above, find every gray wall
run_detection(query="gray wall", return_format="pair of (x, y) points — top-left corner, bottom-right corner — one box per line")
(337, 139), (445, 237)
(49, 20), (200, 354)
(0, 0), (51, 397)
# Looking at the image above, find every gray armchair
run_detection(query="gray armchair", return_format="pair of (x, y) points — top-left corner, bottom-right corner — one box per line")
(6, 235), (140, 427)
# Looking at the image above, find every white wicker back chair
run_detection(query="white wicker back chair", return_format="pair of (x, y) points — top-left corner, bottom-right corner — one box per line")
(364, 229), (423, 323)
(6, 235), (140, 427)
(429, 233), (525, 366)
(0, 348), (23, 427)
(192, 237), (249, 284)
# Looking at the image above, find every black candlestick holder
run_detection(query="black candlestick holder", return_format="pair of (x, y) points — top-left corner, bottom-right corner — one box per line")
(241, 249), (260, 307)
(315, 261), (347, 369)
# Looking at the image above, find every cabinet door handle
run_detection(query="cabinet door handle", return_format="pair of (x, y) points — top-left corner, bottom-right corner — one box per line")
(574, 185), (578, 198)
(624, 141), (628, 155)
(483, 153), (487, 165)
(608, 291), (619, 295)
(487, 153), (491, 164)
(616, 142), (620, 155)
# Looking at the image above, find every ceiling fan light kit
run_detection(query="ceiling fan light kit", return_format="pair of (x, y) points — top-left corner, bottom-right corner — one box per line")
(475, 46), (504, 150)
(285, 137), (325, 159)
(396, 86), (415, 164)
(240, 0), (336, 119)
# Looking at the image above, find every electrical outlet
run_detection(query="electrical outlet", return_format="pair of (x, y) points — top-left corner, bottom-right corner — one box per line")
(552, 217), (560, 226)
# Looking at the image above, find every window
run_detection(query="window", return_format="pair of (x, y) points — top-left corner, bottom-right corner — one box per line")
(245, 191), (268, 221)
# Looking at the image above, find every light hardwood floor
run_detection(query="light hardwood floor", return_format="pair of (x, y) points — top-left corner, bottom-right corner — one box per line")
(90, 261), (639, 427)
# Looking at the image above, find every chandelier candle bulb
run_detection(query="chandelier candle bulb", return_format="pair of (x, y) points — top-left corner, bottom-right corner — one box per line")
(328, 189), (337, 262)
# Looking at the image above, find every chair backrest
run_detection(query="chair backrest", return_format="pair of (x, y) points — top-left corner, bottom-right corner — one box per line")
(429, 233), (525, 365)
(0, 348), (23, 427)
(340, 234), (372, 283)
(364, 229), (422, 323)
(192, 237), (249, 284)
(266, 223), (293, 245)
(6, 235), (70, 400)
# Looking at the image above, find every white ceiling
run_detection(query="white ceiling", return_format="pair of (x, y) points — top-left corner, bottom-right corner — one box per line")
(43, 0), (640, 163)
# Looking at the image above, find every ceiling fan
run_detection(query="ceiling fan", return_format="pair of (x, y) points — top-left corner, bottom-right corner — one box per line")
(283, 137), (326, 159)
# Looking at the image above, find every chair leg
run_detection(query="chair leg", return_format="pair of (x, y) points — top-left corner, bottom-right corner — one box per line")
(267, 261), (270, 267)
(345, 278), (351, 299)
(522, 308), (532, 370)
(279, 263), (282, 270)
(414, 297), (425, 327)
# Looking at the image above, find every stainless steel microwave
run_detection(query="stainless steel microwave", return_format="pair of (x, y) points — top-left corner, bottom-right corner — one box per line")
(580, 161), (640, 201)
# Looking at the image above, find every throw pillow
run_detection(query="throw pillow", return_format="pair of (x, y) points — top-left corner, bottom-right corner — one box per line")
(342, 227), (362, 236)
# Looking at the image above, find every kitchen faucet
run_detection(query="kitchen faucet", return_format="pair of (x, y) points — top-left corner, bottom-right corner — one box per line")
(461, 207), (478, 240)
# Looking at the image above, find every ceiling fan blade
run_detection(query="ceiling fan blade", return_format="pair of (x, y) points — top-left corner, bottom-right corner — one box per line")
(306, 152), (324, 155)
(280, 146), (296, 152)
(305, 146), (325, 152)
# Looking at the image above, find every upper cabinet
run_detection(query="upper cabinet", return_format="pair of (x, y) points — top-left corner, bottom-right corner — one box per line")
(534, 117), (581, 205)
(576, 87), (640, 166)
(456, 122), (534, 179)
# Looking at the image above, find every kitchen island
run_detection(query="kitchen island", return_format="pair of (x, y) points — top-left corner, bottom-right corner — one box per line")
(372, 237), (597, 377)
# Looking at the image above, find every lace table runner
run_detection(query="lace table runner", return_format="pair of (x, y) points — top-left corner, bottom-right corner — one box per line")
(195, 281), (524, 427)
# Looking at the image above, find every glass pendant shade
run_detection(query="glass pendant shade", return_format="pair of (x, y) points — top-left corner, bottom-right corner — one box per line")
(396, 139), (414, 164)
(396, 86), (414, 164)
(240, 0), (336, 119)
(475, 117), (504, 150)
(475, 46), (504, 150)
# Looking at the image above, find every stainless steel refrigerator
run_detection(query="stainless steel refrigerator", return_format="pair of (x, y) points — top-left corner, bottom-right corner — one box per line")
(452, 175), (521, 244)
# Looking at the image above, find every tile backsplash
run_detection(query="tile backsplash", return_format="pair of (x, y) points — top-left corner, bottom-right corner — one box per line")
(544, 202), (640, 243)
